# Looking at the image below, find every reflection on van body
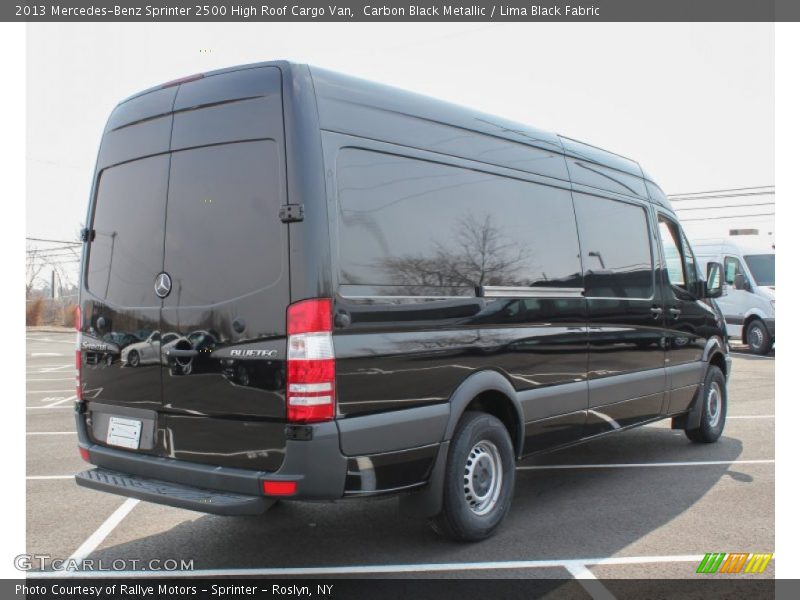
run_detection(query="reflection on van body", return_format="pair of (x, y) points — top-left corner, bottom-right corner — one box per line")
(75, 62), (731, 542)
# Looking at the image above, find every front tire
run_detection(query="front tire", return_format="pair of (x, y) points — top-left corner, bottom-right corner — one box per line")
(685, 365), (727, 443)
(127, 350), (140, 368)
(745, 319), (772, 355)
(429, 412), (515, 542)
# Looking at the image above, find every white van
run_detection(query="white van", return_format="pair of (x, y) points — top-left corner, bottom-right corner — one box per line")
(693, 239), (775, 354)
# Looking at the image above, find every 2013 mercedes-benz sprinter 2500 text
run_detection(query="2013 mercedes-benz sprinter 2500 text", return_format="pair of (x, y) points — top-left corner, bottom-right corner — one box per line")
(75, 62), (731, 541)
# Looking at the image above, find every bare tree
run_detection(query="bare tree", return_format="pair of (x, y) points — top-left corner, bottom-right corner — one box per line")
(380, 214), (529, 294)
(26, 244), (46, 300)
(27, 242), (80, 298)
(442, 214), (529, 287)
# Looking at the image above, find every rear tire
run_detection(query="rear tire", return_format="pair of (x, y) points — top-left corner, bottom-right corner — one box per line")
(429, 412), (515, 542)
(745, 319), (772, 355)
(685, 366), (727, 443)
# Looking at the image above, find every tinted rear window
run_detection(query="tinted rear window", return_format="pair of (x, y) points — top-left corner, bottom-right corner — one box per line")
(336, 149), (582, 295)
(163, 140), (285, 305)
(86, 155), (169, 306)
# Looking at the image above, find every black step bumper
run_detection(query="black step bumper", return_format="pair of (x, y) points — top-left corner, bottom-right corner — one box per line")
(76, 468), (274, 516)
(74, 409), (349, 513)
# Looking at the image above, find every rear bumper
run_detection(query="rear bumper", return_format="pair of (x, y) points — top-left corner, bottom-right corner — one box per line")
(76, 468), (274, 516)
(75, 410), (348, 514)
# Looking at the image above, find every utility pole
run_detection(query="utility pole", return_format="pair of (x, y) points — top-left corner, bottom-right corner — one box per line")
(51, 270), (61, 299)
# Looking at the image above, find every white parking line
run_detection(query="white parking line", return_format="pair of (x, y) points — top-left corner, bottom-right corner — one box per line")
(516, 459), (774, 471)
(26, 389), (74, 394)
(728, 415), (774, 419)
(730, 352), (774, 360)
(66, 498), (140, 568)
(28, 365), (72, 373)
(27, 431), (75, 436)
(26, 406), (74, 410)
(27, 378), (75, 381)
(26, 553), (708, 579)
(30, 353), (67, 357)
(43, 395), (77, 408)
(26, 475), (74, 480)
(563, 561), (615, 600)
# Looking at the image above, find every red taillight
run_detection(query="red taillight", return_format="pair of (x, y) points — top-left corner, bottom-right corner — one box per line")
(262, 480), (297, 496)
(79, 447), (89, 462)
(286, 299), (335, 423)
(75, 307), (82, 401)
(287, 298), (333, 335)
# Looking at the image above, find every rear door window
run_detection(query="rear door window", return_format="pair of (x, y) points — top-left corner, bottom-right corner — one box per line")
(162, 140), (285, 306)
(86, 155), (169, 306)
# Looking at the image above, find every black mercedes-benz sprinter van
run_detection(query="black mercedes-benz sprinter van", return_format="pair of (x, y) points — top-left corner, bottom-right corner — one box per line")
(75, 61), (731, 541)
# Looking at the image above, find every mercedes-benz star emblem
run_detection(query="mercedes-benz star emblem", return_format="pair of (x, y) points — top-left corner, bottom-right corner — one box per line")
(154, 272), (172, 298)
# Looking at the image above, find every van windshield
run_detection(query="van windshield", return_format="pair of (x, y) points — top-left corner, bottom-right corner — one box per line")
(744, 254), (775, 286)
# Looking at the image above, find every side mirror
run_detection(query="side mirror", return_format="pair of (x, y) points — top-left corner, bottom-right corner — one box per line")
(733, 272), (751, 291)
(705, 262), (723, 298)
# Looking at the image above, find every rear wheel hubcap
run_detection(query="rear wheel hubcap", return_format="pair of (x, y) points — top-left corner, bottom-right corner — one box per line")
(463, 440), (503, 516)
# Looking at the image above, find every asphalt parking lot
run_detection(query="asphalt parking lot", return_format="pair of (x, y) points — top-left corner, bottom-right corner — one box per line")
(25, 330), (774, 589)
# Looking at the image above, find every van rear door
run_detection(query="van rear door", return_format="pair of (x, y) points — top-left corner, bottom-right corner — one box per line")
(81, 67), (291, 471)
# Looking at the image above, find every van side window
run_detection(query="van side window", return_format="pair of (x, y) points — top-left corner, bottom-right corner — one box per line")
(724, 256), (745, 285)
(679, 229), (699, 287)
(657, 216), (695, 290)
(336, 149), (582, 295)
(573, 194), (654, 299)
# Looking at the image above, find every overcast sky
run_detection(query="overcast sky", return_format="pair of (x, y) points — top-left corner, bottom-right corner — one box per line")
(27, 22), (774, 247)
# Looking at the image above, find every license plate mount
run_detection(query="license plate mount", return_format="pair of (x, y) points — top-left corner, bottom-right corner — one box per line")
(106, 416), (142, 450)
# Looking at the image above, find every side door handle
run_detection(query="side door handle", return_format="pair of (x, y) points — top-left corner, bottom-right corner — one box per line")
(668, 307), (682, 319)
(650, 306), (664, 319)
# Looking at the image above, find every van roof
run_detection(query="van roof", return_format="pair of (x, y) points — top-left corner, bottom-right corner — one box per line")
(691, 238), (776, 256)
(116, 60), (669, 208)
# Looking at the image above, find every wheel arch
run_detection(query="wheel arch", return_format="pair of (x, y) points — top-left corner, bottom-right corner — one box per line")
(702, 337), (728, 379)
(443, 369), (524, 459)
(399, 369), (524, 518)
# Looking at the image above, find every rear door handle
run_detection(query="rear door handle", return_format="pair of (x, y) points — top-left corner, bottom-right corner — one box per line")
(668, 308), (682, 318)
(650, 306), (663, 319)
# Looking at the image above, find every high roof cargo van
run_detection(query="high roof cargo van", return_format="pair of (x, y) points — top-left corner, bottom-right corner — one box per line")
(693, 239), (775, 354)
(74, 62), (731, 541)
